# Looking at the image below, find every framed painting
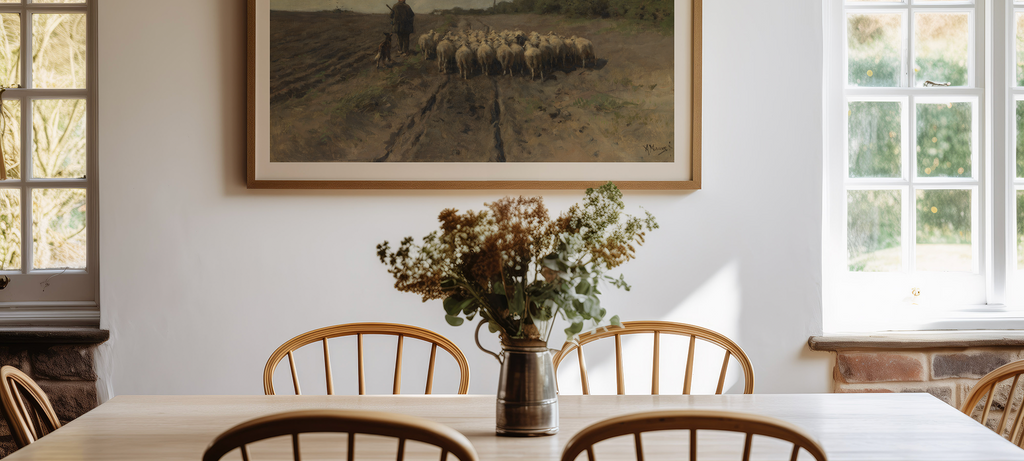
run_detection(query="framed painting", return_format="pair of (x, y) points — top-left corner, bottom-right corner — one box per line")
(247, 0), (701, 189)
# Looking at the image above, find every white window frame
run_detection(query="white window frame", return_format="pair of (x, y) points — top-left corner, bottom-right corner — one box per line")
(822, 0), (1024, 332)
(0, 0), (97, 327)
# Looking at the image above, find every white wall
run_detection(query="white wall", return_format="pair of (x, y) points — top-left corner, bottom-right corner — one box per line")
(95, 0), (830, 400)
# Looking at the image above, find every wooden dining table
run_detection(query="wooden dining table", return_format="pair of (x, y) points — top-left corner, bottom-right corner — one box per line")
(4, 393), (1022, 460)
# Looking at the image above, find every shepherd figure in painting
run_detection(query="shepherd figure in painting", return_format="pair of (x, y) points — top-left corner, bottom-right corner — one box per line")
(389, 0), (414, 56)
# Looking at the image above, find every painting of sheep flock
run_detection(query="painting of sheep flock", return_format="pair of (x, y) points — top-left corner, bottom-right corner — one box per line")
(268, 0), (676, 163)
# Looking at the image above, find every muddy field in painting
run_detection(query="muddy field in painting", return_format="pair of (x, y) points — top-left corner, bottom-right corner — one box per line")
(269, 11), (674, 162)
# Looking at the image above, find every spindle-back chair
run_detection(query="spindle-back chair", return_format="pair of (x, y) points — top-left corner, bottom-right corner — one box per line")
(264, 323), (470, 395)
(560, 410), (827, 461)
(202, 409), (479, 461)
(0, 365), (62, 448)
(960, 359), (1024, 447)
(552, 321), (754, 395)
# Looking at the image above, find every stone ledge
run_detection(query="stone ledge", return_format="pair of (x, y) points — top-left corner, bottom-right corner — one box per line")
(0, 327), (108, 344)
(809, 331), (1024, 351)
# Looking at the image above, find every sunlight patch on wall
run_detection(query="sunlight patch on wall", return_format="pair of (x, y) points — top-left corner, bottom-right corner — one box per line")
(556, 262), (744, 395)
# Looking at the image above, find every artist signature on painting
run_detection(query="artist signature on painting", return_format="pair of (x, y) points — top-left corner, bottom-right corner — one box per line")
(643, 142), (673, 156)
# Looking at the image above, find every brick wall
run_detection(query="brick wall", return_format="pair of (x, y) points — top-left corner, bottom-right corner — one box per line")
(0, 330), (107, 458)
(833, 348), (1023, 409)
(811, 333), (1024, 439)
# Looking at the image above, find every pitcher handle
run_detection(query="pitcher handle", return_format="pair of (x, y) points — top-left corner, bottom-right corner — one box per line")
(475, 320), (503, 364)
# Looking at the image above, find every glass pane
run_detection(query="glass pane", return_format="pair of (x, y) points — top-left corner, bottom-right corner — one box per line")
(1018, 100), (1024, 178)
(32, 13), (85, 89)
(848, 101), (902, 178)
(916, 102), (972, 178)
(914, 13), (969, 87)
(0, 14), (20, 87)
(0, 99), (19, 180)
(916, 189), (972, 272)
(1019, 190), (1024, 270)
(848, 13), (903, 87)
(0, 188), (19, 271)
(32, 99), (85, 179)
(1017, 14), (1024, 86)
(848, 190), (902, 272)
(32, 188), (84, 270)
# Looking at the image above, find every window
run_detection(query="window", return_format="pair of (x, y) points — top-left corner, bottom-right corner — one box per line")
(823, 0), (1024, 331)
(0, 0), (96, 326)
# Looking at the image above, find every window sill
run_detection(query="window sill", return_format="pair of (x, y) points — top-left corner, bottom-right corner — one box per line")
(808, 330), (1024, 351)
(0, 327), (108, 344)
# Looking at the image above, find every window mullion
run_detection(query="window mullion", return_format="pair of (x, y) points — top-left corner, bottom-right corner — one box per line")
(985, 0), (1009, 305)
(18, 3), (28, 274)
(909, 93), (917, 273)
(908, 7), (915, 88)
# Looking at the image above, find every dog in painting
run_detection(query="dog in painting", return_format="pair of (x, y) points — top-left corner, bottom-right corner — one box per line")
(375, 32), (393, 69)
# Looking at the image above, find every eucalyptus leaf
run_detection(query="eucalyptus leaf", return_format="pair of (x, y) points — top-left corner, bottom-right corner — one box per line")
(510, 283), (525, 315)
(445, 314), (465, 326)
(458, 298), (476, 314)
(565, 321), (583, 337)
(443, 296), (463, 316)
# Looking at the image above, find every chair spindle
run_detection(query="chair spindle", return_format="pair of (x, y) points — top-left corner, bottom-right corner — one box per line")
(689, 429), (697, 461)
(585, 446), (595, 461)
(981, 382), (996, 427)
(323, 338), (334, 396)
(615, 334), (625, 395)
(1011, 397), (1024, 448)
(439, 448), (448, 461)
(741, 433), (752, 461)
(652, 331), (660, 395)
(426, 343), (438, 394)
(998, 375), (1020, 436)
(347, 432), (355, 461)
(394, 335), (405, 394)
(683, 335), (696, 395)
(716, 351), (731, 394)
(292, 433), (301, 461)
(240, 444), (250, 461)
(634, 432), (644, 461)
(396, 437), (406, 461)
(577, 346), (591, 395)
(287, 351), (301, 395)
(789, 444), (800, 461)
(357, 334), (366, 395)
(11, 387), (35, 440)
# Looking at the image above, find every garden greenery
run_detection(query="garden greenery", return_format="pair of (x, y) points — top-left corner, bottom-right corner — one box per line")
(377, 182), (658, 342)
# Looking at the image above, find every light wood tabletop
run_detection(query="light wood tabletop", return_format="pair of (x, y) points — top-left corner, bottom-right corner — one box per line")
(4, 394), (1022, 460)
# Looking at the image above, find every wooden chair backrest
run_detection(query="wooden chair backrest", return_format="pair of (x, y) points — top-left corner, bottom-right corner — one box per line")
(0, 365), (62, 448)
(202, 409), (480, 461)
(560, 410), (827, 461)
(551, 321), (754, 395)
(264, 322), (471, 395)
(960, 359), (1024, 447)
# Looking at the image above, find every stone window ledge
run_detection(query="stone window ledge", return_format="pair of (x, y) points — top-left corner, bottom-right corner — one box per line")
(0, 327), (108, 344)
(809, 331), (1024, 351)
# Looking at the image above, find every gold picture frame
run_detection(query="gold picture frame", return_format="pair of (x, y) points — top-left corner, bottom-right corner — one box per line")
(246, 0), (701, 190)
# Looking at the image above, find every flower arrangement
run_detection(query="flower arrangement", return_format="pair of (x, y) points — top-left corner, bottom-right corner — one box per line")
(376, 183), (658, 343)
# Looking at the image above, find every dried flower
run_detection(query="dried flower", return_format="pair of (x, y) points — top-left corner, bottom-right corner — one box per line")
(377, 182), (657, 342)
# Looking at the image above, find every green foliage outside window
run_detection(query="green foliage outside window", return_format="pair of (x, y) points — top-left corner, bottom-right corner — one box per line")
(848, 101), (901, 178)
(848, 190), (901, 272)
